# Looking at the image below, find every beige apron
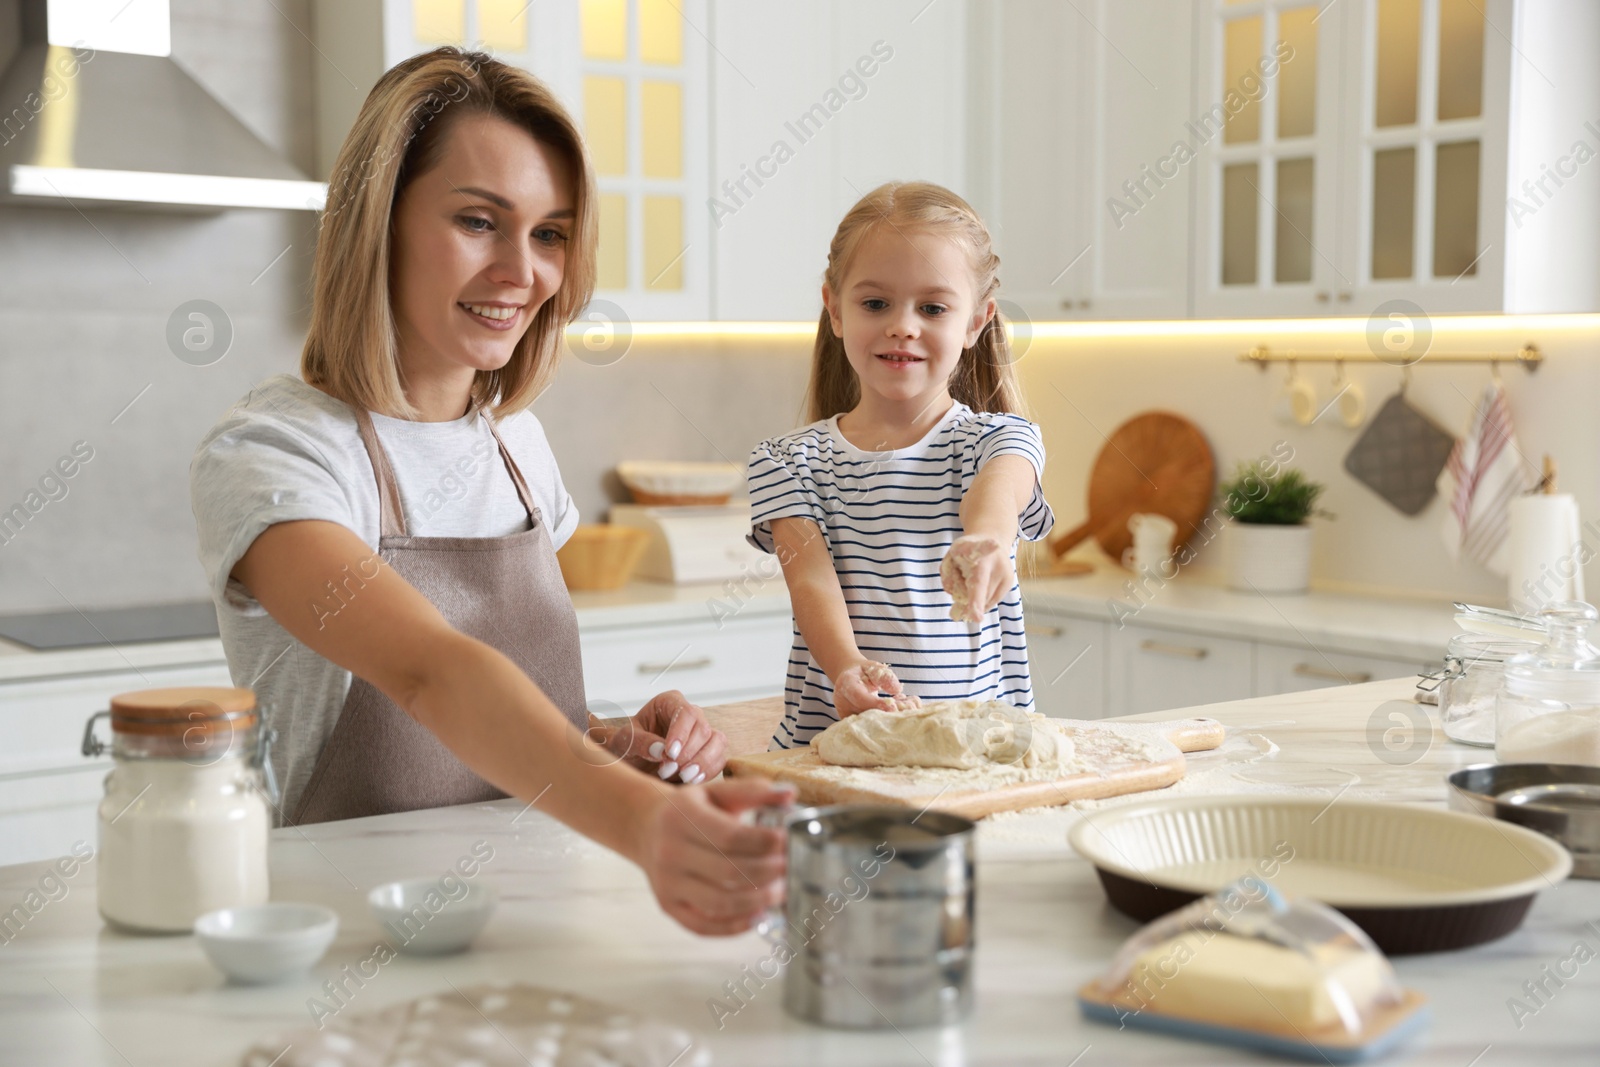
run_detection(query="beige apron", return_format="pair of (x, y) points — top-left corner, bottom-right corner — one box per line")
(288, 405), (588, 826)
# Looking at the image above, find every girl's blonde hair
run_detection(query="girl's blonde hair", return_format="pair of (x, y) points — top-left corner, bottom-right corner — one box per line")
(806, 181), (1024, 424)
(301, 47), (597, 420)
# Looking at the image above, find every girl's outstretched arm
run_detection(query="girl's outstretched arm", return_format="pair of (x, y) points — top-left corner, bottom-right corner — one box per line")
(944, 455), (1039, 622)
(770, 516), (913, 716)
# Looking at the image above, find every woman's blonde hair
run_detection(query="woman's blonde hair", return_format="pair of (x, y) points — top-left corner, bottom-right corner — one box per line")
(302, 47), (596, 420)
(805, 181), (1024, 424)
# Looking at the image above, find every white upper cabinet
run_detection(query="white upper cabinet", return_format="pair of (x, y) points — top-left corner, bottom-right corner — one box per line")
(1194, 0), (1600, 317)
(707, 0), (969, 322)
(973, 0), (1194, 322)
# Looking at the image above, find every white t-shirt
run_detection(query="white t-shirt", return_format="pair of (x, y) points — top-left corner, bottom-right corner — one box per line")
(746, 401), (1056, 749)
(189, 373), (579, 822)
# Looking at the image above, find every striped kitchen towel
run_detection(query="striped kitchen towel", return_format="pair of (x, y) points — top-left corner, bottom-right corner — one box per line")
(1437, 380), (1535, 575)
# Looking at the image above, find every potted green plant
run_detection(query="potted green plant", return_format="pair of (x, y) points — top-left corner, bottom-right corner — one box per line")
(1217, 463), (1330, 594)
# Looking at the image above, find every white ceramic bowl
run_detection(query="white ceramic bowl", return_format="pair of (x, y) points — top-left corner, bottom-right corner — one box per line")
(194, 903), (339, 984)
(368, 878), (496, 955)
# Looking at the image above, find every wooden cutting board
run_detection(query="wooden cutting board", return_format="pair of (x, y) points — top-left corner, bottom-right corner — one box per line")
(724, 717), (1226, 819)
(1049, 411), (1216, 566)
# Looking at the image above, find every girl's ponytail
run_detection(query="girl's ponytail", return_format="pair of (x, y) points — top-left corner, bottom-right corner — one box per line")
(805, 181), (1027, 425)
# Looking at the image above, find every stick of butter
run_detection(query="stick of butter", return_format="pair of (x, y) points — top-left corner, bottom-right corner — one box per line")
(1119, 930), (1390, 1033)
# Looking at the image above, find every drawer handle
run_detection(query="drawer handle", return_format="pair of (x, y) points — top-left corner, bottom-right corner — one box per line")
(1026, 624), (1065, 638)
(1294, 663), (1371, 683)
(1139, 639), (1208, 660)
(637, 656), (713, 675)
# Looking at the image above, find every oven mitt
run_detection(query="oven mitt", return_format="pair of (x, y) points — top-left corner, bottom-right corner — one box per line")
(239, 981), (710, 1067)
(1342, 392), (1457, 516)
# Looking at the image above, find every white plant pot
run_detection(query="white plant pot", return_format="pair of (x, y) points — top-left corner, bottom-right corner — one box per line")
(1226, 523), (1313, 594)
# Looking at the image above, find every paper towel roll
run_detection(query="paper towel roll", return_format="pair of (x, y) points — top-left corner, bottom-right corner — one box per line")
(1507, 494), (1586, 612)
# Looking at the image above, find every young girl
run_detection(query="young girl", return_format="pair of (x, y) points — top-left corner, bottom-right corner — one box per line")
(747, 182), (1056, 749)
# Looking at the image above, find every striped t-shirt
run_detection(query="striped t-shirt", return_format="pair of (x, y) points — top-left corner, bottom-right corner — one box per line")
(746, 401), (1056, 749)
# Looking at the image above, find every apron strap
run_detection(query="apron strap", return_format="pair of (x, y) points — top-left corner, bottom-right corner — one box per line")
(480, 412), (545, 525)
(351, 407), (409, 538)
(349, 404), (543, 537)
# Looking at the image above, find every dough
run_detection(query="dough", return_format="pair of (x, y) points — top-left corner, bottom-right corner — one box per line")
(815, 698), (1074, 770)
(941, 537), (998, 623)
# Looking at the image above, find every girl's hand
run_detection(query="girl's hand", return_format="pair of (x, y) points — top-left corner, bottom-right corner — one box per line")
(833, 660), (921, 716)
(634, 778), (793, 936)
(600, 690), (727, 785)
(941, 535), (1011, 623)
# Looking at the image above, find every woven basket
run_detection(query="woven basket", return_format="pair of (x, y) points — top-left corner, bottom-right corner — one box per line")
(556, 525), (650, 591)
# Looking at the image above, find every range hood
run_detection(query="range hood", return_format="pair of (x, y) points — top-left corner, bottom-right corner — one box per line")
(0, 0), (325, 211)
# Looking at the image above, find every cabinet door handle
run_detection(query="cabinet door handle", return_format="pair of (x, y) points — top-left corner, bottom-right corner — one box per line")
(637, 656), (713, 675)
(1315, 291), (1331, 302)
(1293, 663), (1370, 683)
(1337, 291), (1353, 303)
(1026, 624), (1065, 638)
(1139, 639), (1208, 660)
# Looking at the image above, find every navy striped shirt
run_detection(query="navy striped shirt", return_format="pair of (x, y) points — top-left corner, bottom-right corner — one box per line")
(747, 402), (1056, 749)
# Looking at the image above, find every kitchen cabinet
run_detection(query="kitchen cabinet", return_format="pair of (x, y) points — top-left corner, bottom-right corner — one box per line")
(973, 0), (1194, 322)
(707, 0), (968, 320)
(1192, 0), (1600, 317)
(1024, 613), (1109, 719)
(1253, 640), (1428, 696)
(1108, 621), (1257, 717)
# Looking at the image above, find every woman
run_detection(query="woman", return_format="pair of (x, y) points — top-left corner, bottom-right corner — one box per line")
(189, 48), (787, 936)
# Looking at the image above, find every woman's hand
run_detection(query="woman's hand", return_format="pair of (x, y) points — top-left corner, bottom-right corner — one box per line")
(941, 535), (1011, 623)
(598, 690), (726, 784)
(634, 777), (795, 936)
(832, 660), (920, 717)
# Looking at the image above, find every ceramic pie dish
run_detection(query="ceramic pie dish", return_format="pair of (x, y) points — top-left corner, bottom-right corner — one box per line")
(1069, 795), (1572, 954)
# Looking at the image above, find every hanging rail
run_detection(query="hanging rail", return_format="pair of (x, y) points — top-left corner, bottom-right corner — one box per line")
(1240, 342), (1542, 370)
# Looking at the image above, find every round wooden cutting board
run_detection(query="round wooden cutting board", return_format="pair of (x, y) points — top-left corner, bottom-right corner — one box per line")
(1050, 411), (1216, 566)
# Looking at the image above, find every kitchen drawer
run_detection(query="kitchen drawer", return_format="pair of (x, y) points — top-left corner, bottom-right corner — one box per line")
(1025, 614), (1108, 719)
(1108, 624), (1255, 716)
(1253, 642), (1429, 698)
(580, 615), (791, 713)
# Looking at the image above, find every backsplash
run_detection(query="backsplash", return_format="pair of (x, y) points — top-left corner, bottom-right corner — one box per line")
(1014, 323), (1600, 606)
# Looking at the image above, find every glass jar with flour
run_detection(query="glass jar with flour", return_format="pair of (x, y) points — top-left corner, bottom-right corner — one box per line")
(81, 686), (276, 932)
(1494, 603), (1600, 767)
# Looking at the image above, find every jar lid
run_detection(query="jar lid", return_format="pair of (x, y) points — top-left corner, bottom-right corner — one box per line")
(108, 686), (257, 739)
(1505, 603), (1600, 702)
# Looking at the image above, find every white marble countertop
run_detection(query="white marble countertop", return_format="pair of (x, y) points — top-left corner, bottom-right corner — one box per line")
(3, 678), (1596, 1065)
(1023, 567), (1461, 662)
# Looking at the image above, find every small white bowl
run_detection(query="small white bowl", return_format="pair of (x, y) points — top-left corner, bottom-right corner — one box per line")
(195, 903), (339, 984)
(368, 878), (496, 955)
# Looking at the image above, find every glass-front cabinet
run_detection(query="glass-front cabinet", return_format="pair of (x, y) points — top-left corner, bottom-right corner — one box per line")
(1195, 0), (1511, 316)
